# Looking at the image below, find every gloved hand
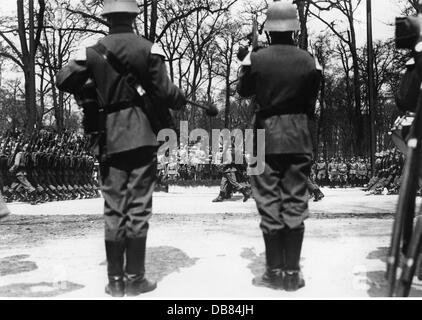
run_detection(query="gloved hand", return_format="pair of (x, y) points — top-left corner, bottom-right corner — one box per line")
(237, 46), (250, 61)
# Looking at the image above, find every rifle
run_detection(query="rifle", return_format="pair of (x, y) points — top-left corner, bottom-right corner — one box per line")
(237, 13), (260, 62)
(387, 0), (422, 296)
(251, 13), (259, 51)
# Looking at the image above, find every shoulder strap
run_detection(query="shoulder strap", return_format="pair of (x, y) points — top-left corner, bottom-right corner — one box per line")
(91, 43), (146, 97)
(90, 42), (163, 135)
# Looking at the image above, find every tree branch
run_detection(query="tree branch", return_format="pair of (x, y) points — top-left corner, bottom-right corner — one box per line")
(0, 51), (23, 69)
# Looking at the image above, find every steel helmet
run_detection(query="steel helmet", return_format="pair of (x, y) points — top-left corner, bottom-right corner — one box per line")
(102, 0), (139, 16)
(264, 1), (300, 32)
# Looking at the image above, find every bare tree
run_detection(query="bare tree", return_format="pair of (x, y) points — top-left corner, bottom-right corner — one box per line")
(39, 0), (86, 132)
(0, 0), (46, 133)
(214, 19), (244, 128)
(294, 0), (312, 50)
(308, 0), (365, 153)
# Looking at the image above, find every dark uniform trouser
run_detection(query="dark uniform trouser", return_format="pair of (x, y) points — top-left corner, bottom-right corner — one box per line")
(100, 146), (157, 241)
(251, 154), (312, 234)
(316, 171), (326, 184)
(10, 173), (36, 194)
(367, 175), (379, 189)
(220, 171), (244, 195)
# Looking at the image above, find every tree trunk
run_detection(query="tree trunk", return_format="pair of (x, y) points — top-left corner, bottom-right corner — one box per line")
(143, 0), (149, 39)
(296, 0), (309, 50)
(149, 0), (158, 42)
(224, 76), (231, 129)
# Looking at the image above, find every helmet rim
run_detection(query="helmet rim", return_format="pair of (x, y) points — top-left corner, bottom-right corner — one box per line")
(102, 0), (139, 17)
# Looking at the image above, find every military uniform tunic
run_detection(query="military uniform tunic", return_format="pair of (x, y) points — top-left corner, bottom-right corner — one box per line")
(237, 43), (320, 233)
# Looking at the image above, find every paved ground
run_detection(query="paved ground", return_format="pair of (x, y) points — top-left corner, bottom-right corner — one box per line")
(6, 186), (413, 217)
(0, 187), (421, 298)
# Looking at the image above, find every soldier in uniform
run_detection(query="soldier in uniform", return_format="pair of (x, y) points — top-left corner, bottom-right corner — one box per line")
(365, 153), (382, 191)
(8, 144), (39, 205)
(371, 150), (399, 195)
(237, 1), (320, 291)
(356, 157), (368, 187)
(42, 146), (61, 201)
(315, 157), (327, 187)
(212, 140), (252, 203)
(338, 157), (348, 188)
(0, 141), (9, 199)
(28, 144), (48, 203)
(365, 157), (373, 186)
(327, 158), (339, 188)
(56, 0), (186, 297)
(348, 157), (358, 187)
(0, 141), (10, 218)
(389, 152), (404, 194)
(156, 150), (170, 193)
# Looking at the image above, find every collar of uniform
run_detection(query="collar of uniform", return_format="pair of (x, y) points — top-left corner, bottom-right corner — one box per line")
(109, 25), (134, 34)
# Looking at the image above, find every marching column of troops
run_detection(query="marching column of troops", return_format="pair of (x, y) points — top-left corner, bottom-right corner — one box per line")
(311, 148), (405, 194)
(0, 131), (100, 205)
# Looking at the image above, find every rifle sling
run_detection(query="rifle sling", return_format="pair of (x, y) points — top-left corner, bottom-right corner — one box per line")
(91, 43), (149, 116)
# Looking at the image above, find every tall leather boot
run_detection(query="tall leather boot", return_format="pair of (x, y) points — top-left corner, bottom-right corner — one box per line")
(313, 189), (325, 202)
(212, 192), (225, 203)
(125, 237), (157, 296)
(40, 191), (49, 203)
(282, 226), (305, 292)
(241, 186), (252, 202)
(252, 232), (284, 289)
(29, 191), (39, 205)
(3, 190), (12, 203)
(105, 240), (126, 297)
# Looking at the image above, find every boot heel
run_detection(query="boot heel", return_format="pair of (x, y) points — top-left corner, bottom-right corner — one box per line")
(125, 237), (156, 296)
(283, 272), (305, 292)
(125, 276), (157, 296)
(252, 269), (284, 289)
(105, 277), (125, 297)
(105, 241), (125, 297)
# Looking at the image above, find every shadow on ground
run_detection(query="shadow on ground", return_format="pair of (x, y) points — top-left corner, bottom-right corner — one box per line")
(100, 246), (198, 284)
(240, 248), (265, 281)
(0, 254), (84, 297)
(241, 248), (306, 277)
(366, 246), (388, 264)
(365, 247), (422, 297)
(147, 246), (199, 283)
(0, 255), (37, 277)
(0, 281), (84, 297)
(365, 271), (422, 297)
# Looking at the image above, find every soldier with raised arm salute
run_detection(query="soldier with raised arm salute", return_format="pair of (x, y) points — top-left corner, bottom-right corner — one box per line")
(237, 1), (321, 291)
(56, 0), (186, 297)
